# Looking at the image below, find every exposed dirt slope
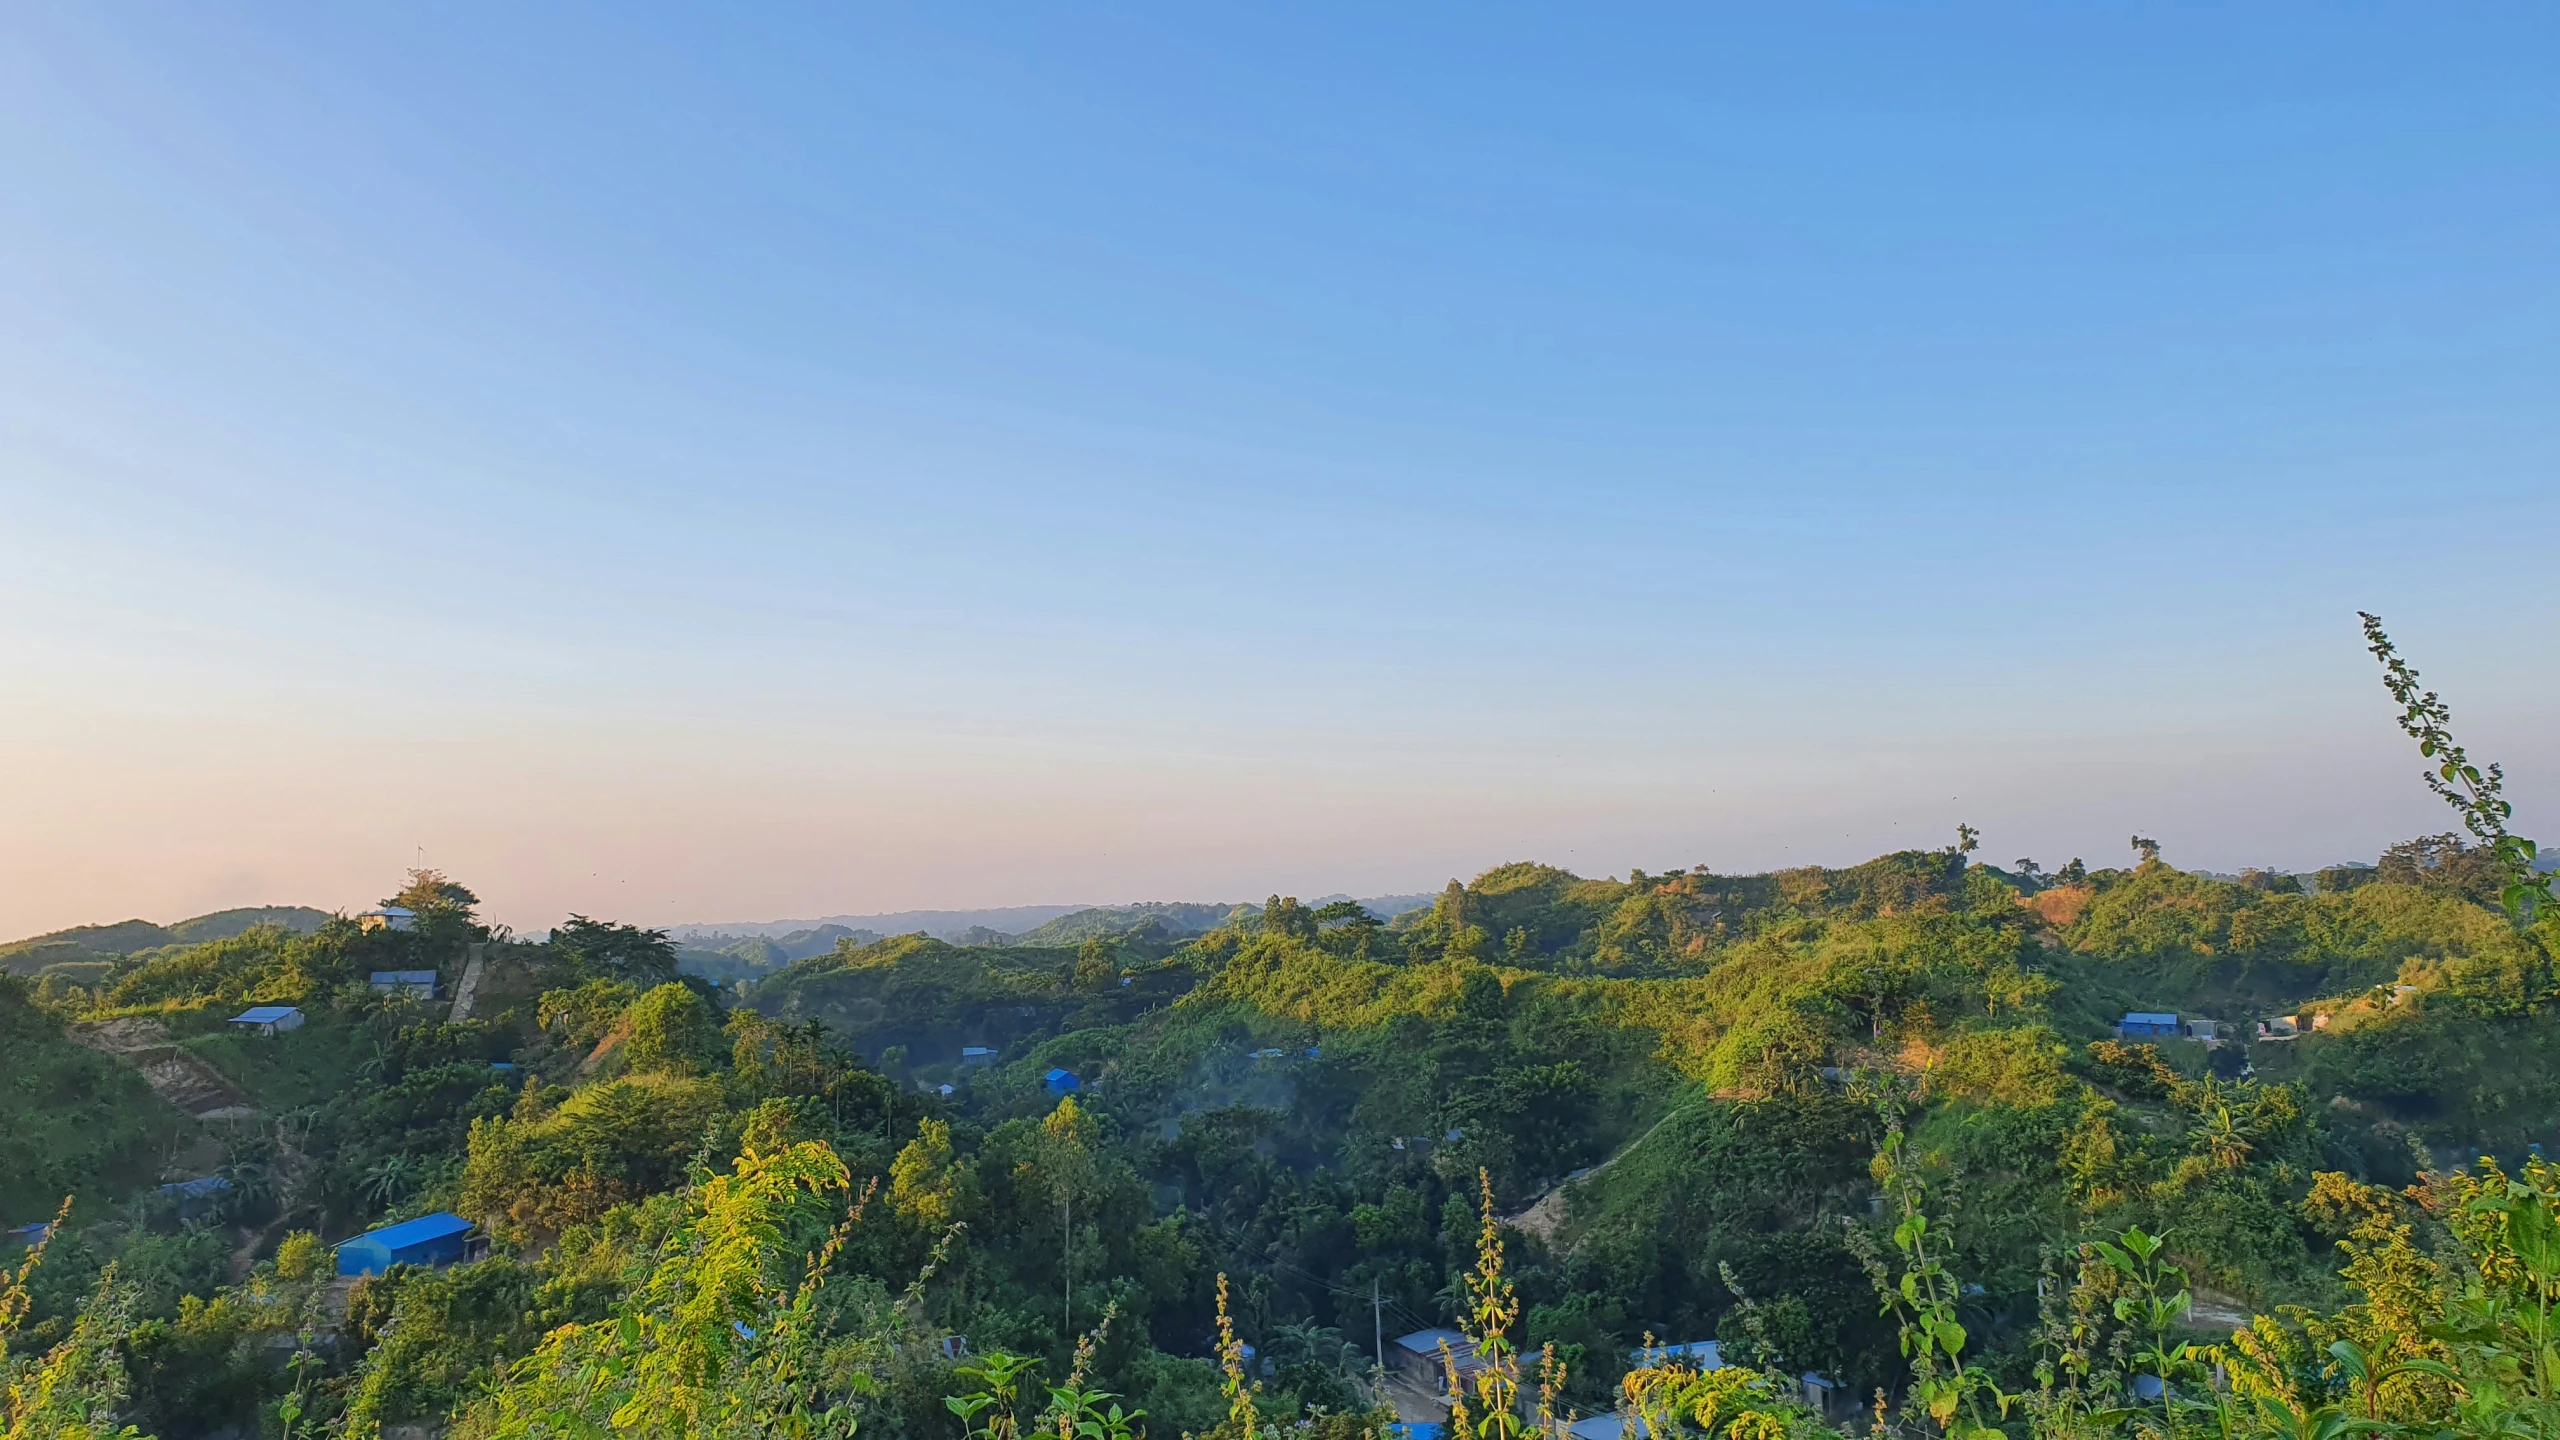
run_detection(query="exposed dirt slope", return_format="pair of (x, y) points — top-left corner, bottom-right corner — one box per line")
(69, 1017), (256, 1120)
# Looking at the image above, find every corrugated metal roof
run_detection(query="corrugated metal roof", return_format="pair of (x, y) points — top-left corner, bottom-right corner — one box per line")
(345, 1212), (472, 1253)
(2123, 1012), (2178, 1026)
(231, 1006), (301, 1023)
(1630, 1340), (1723, 1368)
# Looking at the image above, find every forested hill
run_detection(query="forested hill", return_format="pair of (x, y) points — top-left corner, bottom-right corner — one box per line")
(0, 905), (331, 976)
(5, 839), (2558, 1440)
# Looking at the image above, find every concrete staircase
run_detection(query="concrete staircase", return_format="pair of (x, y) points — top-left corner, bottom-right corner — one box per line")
(448, 944), (489, 1022)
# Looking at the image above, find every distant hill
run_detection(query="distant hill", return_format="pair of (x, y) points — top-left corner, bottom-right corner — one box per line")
(1324, 892), (1436, 920)
(675, 924), (885, 986)
(673, 904), (1095, 944)
(0, 905), (332, 976)
(1009, 902), (1245, 946)
(770, 924), (881, 960)
(679, 893), (1437, 949)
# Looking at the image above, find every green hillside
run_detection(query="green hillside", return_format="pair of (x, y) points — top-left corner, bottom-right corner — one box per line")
(7, 799), (2559, 1440)
(0, 905), (332, 976)
(1008, 902), (1245, 947)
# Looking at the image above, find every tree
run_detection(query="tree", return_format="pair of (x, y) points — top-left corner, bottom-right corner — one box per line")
(1261, 897), (1317, 943)
(890, 1118), (965, 1231)
(1074, 937), (1119, 990)
(549, 916), (679, 985)
(1040, 1097), (1102, 1336)
(1312, 900), (1377, 929)
(2360, 611), (2550, 918)
(624, 983), (720, 1077)
(2130, 836), (2161, 865)
(389, 869), (480, 920)
(2375, 834), (2507, 905)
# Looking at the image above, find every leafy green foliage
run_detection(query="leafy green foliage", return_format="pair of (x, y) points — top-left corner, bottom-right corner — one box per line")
(9, 671), (2558, 1440)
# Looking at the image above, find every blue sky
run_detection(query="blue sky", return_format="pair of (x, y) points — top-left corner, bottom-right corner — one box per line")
(2, 4), (2553, 935)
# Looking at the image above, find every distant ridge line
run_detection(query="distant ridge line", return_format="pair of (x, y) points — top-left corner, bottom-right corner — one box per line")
(672, 892), (1435, 945)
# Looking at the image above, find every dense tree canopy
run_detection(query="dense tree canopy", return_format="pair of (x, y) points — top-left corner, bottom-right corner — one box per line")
(7, 807), (2559, 1440)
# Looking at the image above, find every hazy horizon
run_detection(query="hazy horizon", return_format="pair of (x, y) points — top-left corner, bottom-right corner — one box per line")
(6, 6), (2554, 941)
(0, 833), (2461, 946)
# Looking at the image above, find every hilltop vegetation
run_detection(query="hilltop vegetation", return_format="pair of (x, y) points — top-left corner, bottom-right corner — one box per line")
(6, 823), (2556, 1440)
(3, 624), (2555, 1440)
(0, 906), (332, 979)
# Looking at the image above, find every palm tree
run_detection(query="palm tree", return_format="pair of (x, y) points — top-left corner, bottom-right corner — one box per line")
(2187, 1079), (2259, 1170)
(1271, 1321), (1351, 1373)
(359, 1153), (417, 1211)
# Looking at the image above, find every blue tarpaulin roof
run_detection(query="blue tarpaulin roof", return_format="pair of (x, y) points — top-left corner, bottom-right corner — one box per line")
(1630, 1340), (1724, 1368)
(345, 1212), (472, 1254)
(231, 1006), (300, 1024)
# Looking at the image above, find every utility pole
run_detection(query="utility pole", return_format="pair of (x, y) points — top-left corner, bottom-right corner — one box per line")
(1063, 1192), (1073, 1337)
(1373, 1277), (1384, 1373)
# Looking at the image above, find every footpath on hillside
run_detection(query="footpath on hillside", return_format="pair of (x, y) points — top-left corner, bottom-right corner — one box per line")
(1502, 1100), (1698, 1245)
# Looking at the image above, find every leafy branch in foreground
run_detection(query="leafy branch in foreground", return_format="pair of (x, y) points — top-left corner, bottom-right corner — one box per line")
(2360, 612), (2549, 918)
(1216, 1271), (1263, 1440)
(1866, 1131), (2009, 1440)
(3, 1196), (149, 1440)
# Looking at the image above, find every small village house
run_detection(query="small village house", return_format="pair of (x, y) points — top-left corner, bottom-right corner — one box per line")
(1390, 1328), (1492, 1392)
(228, 1006), (304, 1036)
(335, 1212), (476, 1276)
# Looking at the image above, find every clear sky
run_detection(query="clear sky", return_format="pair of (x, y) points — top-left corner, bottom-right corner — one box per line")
(3, 5), (2554, 939)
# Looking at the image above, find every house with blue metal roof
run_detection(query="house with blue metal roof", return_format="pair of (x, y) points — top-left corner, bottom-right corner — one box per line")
(158, 1176), (233, 1219)
(1570, 1419), (1659, 1440)
(335, 1212), (475, 1276)
(1629, 1340), (1724, 1370)
(2119, 1012), (2180, 1038)
(1043, 1068), (1081, 1096)
(228, 1006), (304, 1035)
(369, 970), (440, 999)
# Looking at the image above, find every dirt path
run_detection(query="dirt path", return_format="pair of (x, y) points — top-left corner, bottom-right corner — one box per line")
(69, 1017), (257, 1121)
(1504, 1101), (1701, 1245)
